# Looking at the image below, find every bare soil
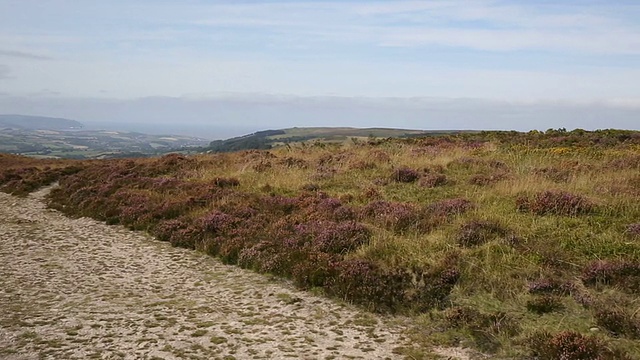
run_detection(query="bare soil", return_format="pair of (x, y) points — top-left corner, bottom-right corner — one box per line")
(0, 187), (471, 360)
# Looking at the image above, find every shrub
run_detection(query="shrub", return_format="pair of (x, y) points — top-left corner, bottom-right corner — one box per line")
(526, 295), (564, 314)
(291, 252), (339, 288)
(301, 183), (320, 191)
(427, 198), (474, 217)
(527, 278), (574, 295)
(468, 173), (506, 186)
(361, 200), (425, 233)
(445, 306), (519, 352)
(392, 167), (420, 183)
(326, 258), (399, 311)
(418, 173), (448, 188)
(456, 220), (507, 247)
(527, 331), (629, 360)
(445, 307), (517, 335)
(595, 309), (640, 339)
(516, 190), (595, 216)
(582, 260), (640, 293)
(309, 221), (371, 254)
(153, 218), (191, 242)
(198, 211), (239, 234)
(213, 177), (240, 188)
(405, 266), (461, 312)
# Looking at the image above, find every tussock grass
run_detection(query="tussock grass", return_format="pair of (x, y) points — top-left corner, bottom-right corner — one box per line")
(2, 129), (640, 358)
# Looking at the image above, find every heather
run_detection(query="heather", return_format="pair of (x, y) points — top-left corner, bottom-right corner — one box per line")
(2, 129), (640, 358)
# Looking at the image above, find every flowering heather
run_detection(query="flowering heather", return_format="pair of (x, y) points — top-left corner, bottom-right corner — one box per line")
(259, 195), (299, 214)
(153, 218), (191, 242)
(527, 278), (574, 295)
(142, 153), (196, 176)
(468, 173), (507, 186)
(627, 223), (640, 237)
(326, 258), (403, 311)
(582, 260), (640, 292)
(310, 221), (370, 254)
(427, 198), (474, 217)
(527, 331), (625, 360)
(595, 309), (640, 339)
(418, 173), (448, 188)
(516, 190), (595, 216)
(361, 200), (422, 232)
(392, 167), (420, 183)
(456, 220), (507, 247)
(198, 211), (239, 234)
(309, 197), (355, 221)
(291, 252), (340, 288)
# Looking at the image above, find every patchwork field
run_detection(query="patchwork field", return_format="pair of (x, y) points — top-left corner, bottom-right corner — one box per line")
(1, 129), (639, 359)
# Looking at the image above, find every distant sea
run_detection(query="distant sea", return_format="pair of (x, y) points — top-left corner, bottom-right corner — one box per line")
(81, 121), (258, 140)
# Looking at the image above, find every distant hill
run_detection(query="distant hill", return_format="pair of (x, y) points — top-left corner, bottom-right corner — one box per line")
(0, 114), (210, 159)
(0, 114), (84, 130)
(206, 127), (475, 152)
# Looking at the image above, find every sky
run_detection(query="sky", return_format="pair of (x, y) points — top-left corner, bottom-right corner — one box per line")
(0, 0), (639, 138)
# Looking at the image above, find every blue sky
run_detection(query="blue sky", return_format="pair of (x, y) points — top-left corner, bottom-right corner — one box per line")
(0, 0), (639, 136)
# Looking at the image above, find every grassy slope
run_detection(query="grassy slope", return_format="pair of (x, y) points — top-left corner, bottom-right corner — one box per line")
(206, 126), (476, 152)
(1, 130), (640, 358)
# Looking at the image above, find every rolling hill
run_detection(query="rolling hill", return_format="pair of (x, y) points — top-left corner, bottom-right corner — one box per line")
(0, 114), (84, 130)
(206, 127), (476, 152)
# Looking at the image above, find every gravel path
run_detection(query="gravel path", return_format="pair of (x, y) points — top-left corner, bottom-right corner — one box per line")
(0, 187), (431, 360)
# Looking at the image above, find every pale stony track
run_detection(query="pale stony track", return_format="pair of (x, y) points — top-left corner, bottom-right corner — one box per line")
(0, 187), (428, 360)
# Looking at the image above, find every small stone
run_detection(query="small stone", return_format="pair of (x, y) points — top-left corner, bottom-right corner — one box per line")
(589, 327), (599, 332)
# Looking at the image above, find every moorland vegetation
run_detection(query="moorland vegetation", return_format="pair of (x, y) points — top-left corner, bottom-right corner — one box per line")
(1, 128), (639, 358)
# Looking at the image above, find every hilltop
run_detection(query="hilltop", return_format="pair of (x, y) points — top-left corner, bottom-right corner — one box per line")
(206, 127), (477, 152)
(0, 114), (84, 130)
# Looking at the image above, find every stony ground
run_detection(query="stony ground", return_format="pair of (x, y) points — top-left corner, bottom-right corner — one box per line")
(0, 187), (472, 360)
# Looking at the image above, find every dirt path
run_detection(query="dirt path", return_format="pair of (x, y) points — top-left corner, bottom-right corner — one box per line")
(0, 187), (424, 360)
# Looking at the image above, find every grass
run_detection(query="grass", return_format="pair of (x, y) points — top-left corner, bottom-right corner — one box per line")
(1, 129), (640, 358)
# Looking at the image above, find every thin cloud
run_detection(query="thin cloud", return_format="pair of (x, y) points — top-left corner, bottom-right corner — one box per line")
(0, 49), (52, 60)
(0, 65), (10, 79)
